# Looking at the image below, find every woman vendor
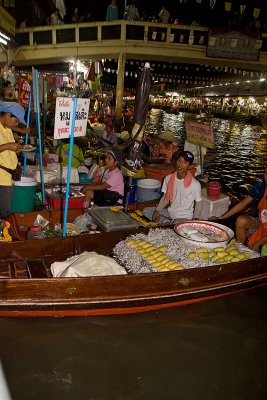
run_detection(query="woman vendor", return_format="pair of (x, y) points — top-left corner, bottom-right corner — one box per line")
(56, 138), (84, 168)
(0, 101), (26, 218)
(82, 147), (124, 206)
(151, 130), (179, 162)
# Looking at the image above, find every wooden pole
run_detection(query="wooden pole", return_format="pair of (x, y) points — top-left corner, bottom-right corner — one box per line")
(114, 52), (126, 127)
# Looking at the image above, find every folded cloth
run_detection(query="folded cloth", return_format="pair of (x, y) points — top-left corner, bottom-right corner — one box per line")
(51, 251), (127, 277)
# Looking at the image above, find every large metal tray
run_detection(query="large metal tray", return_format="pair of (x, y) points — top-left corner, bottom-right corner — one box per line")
(88, 207), (140, 231)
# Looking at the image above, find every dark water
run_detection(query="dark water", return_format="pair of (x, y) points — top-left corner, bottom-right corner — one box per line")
(144, 109), (267, 198)
(0, 287), (266, 400)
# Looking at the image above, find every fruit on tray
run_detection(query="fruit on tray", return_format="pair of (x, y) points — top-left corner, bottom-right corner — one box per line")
(126, 239), (184, 271)
(187, 242), (251, 264)
(129, 212), (158, 227)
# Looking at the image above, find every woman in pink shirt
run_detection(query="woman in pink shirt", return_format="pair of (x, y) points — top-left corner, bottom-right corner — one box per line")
(82, 147), (124, 206)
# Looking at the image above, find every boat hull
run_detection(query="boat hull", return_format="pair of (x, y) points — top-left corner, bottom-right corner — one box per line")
(0, 230), (266, 317)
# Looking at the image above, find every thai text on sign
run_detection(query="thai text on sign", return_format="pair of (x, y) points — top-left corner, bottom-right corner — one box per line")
(185, 120), (214, 149)
(54, 97), (90, 139)
(18, 78), (31, 108)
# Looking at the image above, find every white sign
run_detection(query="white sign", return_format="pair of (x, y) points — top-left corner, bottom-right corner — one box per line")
(54, 97), (90, 139)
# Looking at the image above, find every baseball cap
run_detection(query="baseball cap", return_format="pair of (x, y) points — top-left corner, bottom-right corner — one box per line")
(107, 147), (122, 164)
(0, 101), (26, 125)
(178, 150), (194, 165)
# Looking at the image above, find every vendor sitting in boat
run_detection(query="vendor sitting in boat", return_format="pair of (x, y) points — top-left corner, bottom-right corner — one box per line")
(143, 151), (202, 224)
(100, 122), (118, 147)
(56, 139), (84, 168)
(82, 147), (124, 206)
(211, 166), (267, 252)
(151, 130), (179, 163)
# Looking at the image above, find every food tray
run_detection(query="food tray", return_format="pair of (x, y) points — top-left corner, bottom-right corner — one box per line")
(88, 207), (140, 231)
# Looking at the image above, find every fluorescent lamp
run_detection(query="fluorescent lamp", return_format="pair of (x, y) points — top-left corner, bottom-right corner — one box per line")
(0, 37), (7, 45)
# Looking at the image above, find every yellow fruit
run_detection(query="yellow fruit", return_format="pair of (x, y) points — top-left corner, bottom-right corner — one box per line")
(155, 252), (164, 260)
(158, 245), (168, 252)
(170, 263), (184, 271)
(165, 260), (174, 267)
(199, 253), (209, 260)
(196, 247), (208, 253)
(230, 257), (241, 262)
(157, 266), (170, 272)
(161, 258), (171, 265)
(188, 251), (198, 259)
(208, 251), (216, 258)
(216, 251), (228, 259)
(229, 249), (240, 256)
(213, 247), (226, 252)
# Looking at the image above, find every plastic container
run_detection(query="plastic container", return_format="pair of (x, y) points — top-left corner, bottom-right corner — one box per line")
(207, 181), (221, 200)
(198, 192), (230, 220)
(45, 188), (85, 210)
(10, 177), (37, 213)
(136, 179), (161, 203)
(27, 226), (45, 240)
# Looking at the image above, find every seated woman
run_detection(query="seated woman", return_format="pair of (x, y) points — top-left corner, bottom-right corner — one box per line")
(101, 122), (118, 147)
(56, 139), (84, 168)
(82, 147), (124, 206)
(151, 130), (179, 162)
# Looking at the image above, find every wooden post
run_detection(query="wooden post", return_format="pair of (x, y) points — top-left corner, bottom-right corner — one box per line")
(114, 52), (126, 127)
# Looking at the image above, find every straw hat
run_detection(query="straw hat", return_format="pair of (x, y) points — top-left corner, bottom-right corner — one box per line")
(159, 130), (179, 143)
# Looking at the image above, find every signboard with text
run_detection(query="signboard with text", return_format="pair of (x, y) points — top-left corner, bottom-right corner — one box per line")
(54, 97), (90, 139)
(18, 78), (31, 108)
(185, 120), (214, 149)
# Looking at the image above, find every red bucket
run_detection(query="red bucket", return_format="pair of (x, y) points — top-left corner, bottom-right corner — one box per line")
(207, 181), (221, 199)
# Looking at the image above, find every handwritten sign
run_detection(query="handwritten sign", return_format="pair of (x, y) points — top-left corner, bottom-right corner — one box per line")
(185, 120), (214, 149)
(54, 97), (90, 139)
(18, 78), (31, 108)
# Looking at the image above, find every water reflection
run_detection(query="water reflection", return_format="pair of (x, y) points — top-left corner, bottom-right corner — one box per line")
(144, 110), (267, 198)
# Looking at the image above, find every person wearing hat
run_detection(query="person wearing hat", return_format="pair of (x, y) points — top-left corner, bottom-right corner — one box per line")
(0, 101), (27, 218)
(82, 147), (124, 206)
(151, 130), (179, 162)
(143, 151), (202, 224)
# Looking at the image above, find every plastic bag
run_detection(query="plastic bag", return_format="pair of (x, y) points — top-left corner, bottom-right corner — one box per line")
(72, 214), (93, 232)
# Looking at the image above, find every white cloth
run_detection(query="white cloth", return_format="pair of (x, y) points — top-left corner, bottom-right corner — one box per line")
(51, 251), (127, 277)
(162, 175), (202, 220)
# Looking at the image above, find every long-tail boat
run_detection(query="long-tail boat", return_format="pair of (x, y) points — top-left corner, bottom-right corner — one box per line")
(0, 220), (266, 317)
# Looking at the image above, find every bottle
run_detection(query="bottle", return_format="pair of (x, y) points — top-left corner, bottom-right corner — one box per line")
(27, 226), (45, 240)
(43, 147), (49, 157)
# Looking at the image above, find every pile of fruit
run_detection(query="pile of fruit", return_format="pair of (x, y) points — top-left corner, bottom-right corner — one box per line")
(188, 242), (251, 264)
(129, 210), (158, 227)
(126, 238), (183, 272)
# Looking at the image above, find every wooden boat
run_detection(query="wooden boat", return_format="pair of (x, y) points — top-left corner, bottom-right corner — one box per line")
(0, 224), (266, 318)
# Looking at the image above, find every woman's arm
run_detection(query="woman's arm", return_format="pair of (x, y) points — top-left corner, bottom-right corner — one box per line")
(211, 196), (253, 220)
(12, 126), (31, 135)
(82, 182), (110, 192)
(0, 142), (21, 153)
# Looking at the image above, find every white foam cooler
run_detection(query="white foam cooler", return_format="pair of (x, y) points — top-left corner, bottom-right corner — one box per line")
(136, 179), (162, 203)
(199, 189), (230, 220)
